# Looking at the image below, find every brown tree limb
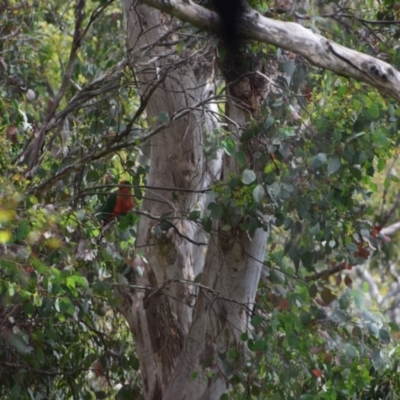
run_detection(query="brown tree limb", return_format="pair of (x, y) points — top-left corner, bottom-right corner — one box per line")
(305, 262), (347, 282)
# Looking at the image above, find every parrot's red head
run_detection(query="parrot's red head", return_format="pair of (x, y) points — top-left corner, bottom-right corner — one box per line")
(118, 180), (132, 194)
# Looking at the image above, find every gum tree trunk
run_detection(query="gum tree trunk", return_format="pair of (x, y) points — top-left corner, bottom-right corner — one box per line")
(120, 1), (269, 399)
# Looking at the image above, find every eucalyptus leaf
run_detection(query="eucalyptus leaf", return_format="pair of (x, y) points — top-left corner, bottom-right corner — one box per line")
(222, 138), (235, 155)
(311, 153), (327, 169)
(157, 112), (169, 122)
(327, 156), (341, 174)
(253, 185), (265, 202)
(242, 169), (256, 185)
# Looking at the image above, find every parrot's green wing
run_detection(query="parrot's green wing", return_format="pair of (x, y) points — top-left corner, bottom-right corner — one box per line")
(96, 192), (117, 221)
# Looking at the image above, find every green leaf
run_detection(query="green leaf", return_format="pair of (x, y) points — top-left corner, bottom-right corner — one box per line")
(283, 217), (292, 230)
(190, 371), (199, 381)
(93, 281), (111, 296)
(320, 287), (336, 305)
(377, 157), (386, 172)
(227, 347), (239, 361)
(253, 185), (265, 202)
(239, 129), (255, 142)
(70, 275), (89, 289)
(384, 178), (390, 190)
(242, 169), (256, 185)
(279, 142), (291, 159)
(300, 311), (311, 326)
(350, 166), (362, 180)
(210, 204), (223, 219)
(16, 220), (30, 241)
(134, 266), (144, 278)
(86, 169), (100, 182)
(283, 60), (295, 77)
(353, 289), (364, 310)
(30, 195), (38, 205)
(379, 329), (391, 344)
(267, 182), (281, 201)
(115, 386), (137, 400)
(130, 357), (140, 371)
(157, 112), (169, 122)
(278, 126), (296, 138)
(339, 289), (352, 310)
(372, 349), (382, 368)
(76, 209), (86, 221)
(367, 103), (379, 118)
(251, 314), (263, 327)
(11, 384), (21, 399)
(33, 293), (42, 307)
(389, 322), (400, 332)
(222, 138), (235, 155)
(309, 222), (320, 235)
(95, 391), (107, 399)
(368, 323), (380, 338)
(189, 210), (201, 221)
(264, 116), (274, 130)
(23, 302), (34, 316)
(327, 156), (341, 174)
(311, 153), (327, 169)
(202, 216), (212, 233)
(308, 284), (318, 298)
(362, 310), (376, 323)
(282, 183), (295, 192)
(59, 297), (75, 315)
(269, 269), (285, 284)
(10, 333), (32, 355)
(346, 242), (358, 252)
(344, 344), (357, 359)
(250, 339), (266, 352)
(236, 150), (246, 167)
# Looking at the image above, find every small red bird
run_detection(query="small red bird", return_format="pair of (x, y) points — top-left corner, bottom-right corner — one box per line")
(97, 180), (135, 223)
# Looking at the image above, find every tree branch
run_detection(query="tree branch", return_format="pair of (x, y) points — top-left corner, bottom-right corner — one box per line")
(139, 0), (400, 101)
(19, 0), (87, 175)
(381, 221), (400, 236)
(305, 262), (347, 282)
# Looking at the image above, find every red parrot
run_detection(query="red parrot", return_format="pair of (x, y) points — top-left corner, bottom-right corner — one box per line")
(97, 180), (135, 223)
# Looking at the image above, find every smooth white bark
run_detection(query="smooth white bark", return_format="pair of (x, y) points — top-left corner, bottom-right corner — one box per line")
(120, 2), (208, 397)
(164, 228), (268, 400)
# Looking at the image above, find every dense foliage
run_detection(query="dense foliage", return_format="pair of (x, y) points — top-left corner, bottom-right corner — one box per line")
(1, 0), (400, 398)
